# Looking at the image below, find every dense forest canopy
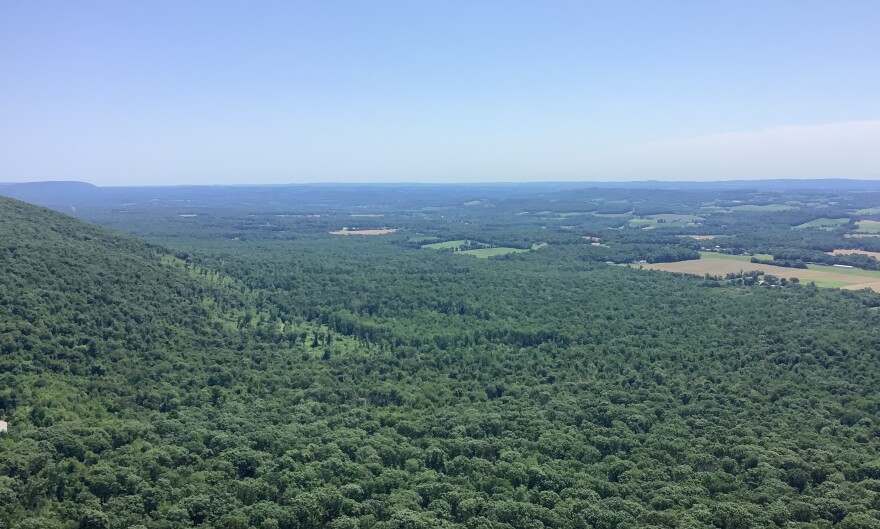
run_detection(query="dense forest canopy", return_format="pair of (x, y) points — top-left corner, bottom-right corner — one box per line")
(2, 183), (880, 529)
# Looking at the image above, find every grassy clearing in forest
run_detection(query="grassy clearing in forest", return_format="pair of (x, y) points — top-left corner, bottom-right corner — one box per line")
(794, 218), (849, 229)
(423, 239), (540, 258)
(856, 220), (880, 233)
(730, 204), (796, 212)
(628, 218), (655, 227)
(422, 239), (478, 249)
(330, 228), (398, 235)
(591, 211), (633, 218)
(555, 212), (593, 218)
(459, 247), (529, 258)
(646, 214), (704, 222)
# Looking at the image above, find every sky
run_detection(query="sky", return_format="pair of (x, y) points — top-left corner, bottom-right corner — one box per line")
(1, 1), (879, 185)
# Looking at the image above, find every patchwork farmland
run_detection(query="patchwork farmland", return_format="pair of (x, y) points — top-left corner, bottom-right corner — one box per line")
(640, 252), (880, 292)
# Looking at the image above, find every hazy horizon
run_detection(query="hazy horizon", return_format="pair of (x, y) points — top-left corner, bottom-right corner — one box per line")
(2, 1), (879, 186)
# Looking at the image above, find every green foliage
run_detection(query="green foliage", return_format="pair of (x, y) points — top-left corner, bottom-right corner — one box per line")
(3, 194), (880, 529)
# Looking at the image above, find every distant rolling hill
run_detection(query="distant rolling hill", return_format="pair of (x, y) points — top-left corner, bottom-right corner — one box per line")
(6, 179), (880, 211)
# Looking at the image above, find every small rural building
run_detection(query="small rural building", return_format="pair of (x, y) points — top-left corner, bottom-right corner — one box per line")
(0, 421), (7, 434)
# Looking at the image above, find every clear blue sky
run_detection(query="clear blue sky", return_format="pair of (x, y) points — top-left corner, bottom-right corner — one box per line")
(1, 1), (879, 184)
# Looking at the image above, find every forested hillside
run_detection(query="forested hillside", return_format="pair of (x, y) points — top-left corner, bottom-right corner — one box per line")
(3, 195), (880, 529)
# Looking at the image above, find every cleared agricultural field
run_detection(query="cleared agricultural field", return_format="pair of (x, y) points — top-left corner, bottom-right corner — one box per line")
(730, 204), (796, 212)
(422, 239), (478, 249)
(459, 247), (529, 258)
(794, 218), (849, 229)
(705, 252), (774, 261)
(553, 212), (592, 218)
(591, 211), (633, 218)
(423, 239), (540, 258)
(857, 220), (880, 233)
(330, 228), (398, 235)
(646, 214), (704, 222)
(639, 252), (880, 292)
(630, 214), (702, 229)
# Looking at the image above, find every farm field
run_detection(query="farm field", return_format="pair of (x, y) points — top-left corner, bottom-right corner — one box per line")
(703, 251), (774, 261)
(552, 211), (592, 218)
(794, 217), (849, 229)
(730, 204), (796, 211)
(407, 235), (440, 243)
(640, 252), (880, 291)
(646, 214), (704, 222)
(330, 228), (398, 235)
(421, 239), (481, 249)
(856, 220), (880, 233)
(591, 211), (633, 217)
(424, 239), (541, 258)
(629, 214), (702, 229)
(458, 247), (529, 258)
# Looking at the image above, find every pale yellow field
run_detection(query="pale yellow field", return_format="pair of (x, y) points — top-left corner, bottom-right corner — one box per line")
(844, 280), (880, 291)
(639, 254), (880, 292)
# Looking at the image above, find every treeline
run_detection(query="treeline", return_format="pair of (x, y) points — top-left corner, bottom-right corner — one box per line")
(773, 251), (880, 271)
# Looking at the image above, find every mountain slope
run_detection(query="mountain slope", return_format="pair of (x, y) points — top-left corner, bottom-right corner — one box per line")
(0, 198), (338, 528)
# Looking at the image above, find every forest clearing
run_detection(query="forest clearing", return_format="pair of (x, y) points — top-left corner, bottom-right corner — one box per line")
(458, 247), (529, 258)
(329, 228), (398, 235)
(856, 220), (880, 233)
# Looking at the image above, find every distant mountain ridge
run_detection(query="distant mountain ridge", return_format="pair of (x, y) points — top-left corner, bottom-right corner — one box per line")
(4, 178), (880, 209)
